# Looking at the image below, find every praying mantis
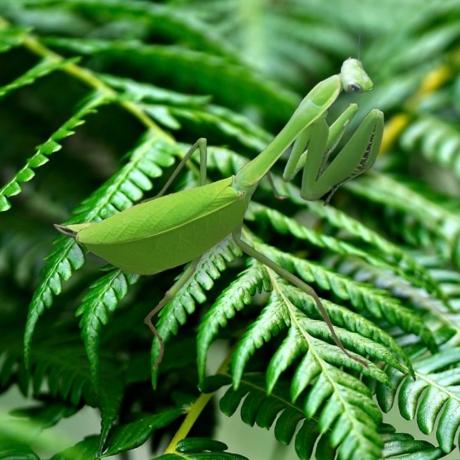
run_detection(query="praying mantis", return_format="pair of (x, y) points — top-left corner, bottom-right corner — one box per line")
(56, 58), (384, 365)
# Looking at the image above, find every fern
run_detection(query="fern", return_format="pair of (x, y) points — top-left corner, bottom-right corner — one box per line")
(381, 425), (444, 460)
(347, 173), (460, 267)
(205, 146), (446, 304)
(0, 90), (110, 212)
(401, 114), (460, 176)
(0, 56), (76, 100)
(151, 237), (242, 387)
(76, 269), (139, 386)
(377, 346), (460, 454)
(2, 2), (460, 459)
(44, 36), (299, 122)
(30, 337), (124, 450)
(24, 133), (176, 364)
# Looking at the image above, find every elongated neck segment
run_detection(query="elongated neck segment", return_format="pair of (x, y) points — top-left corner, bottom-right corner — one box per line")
(234, 75), (341, 192)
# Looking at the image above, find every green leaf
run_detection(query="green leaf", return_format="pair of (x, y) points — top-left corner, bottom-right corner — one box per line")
(103, 407), (183, 456)
(155, 437), (248, 460)
(347, 172), (460, 269)
(50, 436), (99, 460)
(0, 24), (26, 52)
(212, 262), (389, 459)
(197, 262), (268, 385)
(0, 443), (39, 460)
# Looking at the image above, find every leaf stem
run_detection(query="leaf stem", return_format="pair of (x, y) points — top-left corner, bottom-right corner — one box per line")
(164, 351), (232, 454)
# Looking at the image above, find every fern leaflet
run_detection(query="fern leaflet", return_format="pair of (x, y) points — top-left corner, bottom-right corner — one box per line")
(0, 90), (110, 212)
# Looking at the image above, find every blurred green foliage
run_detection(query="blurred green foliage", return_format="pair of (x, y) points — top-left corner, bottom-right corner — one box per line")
(0, 1), (460, 459)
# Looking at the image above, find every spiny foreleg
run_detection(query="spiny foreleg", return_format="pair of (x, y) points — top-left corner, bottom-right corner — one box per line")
(301, 109), (384, 201)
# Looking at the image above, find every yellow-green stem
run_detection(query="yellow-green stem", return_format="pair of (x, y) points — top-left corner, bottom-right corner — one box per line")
(0, 16), (204, 173)
(164, 352), (232, 454)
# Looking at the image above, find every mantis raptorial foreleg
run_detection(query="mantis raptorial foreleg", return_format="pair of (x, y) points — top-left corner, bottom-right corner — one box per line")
(295, 110), (382, 201)
(145, 258), (201, 366)
(232, 229), (367, 366)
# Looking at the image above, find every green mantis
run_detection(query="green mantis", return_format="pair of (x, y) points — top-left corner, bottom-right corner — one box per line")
(56, 59), (384, 365)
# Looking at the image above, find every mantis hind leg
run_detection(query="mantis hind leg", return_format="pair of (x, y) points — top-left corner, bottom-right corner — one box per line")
(145, 258), (201, 367)
(232, 229), (367, 366)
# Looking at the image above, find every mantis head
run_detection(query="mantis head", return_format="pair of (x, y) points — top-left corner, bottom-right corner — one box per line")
(340, 58), (373, 93)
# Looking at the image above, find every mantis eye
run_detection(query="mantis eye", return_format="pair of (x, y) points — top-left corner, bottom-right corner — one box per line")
(347, 83), (362, 92)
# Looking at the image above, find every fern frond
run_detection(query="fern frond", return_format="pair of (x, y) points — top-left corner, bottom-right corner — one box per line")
(197, 262), (268, 385)
(204, 373), (320, 460)
(236, 271), (402, 381)
(256, 242), (435, 350)
(76, 269), (139, 387)
(347, 172), (460, 267)
(323, 253), (449, 321)
(208, 368), (381, 460)
(205, 146), (445, 303)
(381, 424), (444, 460)
(0, 23), (26, 51)
(401, 114), (460, 176)
(248, 202), (444, 302)
(2, 0), (240, 61)
(44, 36), (298, 121)
(175, 0), (355, 87)
(24, 133), (176, 365)
(200, 257), (415, 459)
(151, 237), (241, 387)
(146, 104), (270, 151)
(100, 73), (211, 107)
(0, 56), (76, 100)
(30, 337), (123, 451)
(377, 347), (460, 453)
(0, 90), (110, 212)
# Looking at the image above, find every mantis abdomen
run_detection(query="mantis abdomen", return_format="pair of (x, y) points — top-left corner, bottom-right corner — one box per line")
(64, 177), (246, 275)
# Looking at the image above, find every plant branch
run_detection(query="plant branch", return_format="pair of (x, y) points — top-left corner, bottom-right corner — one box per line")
(164, 351), (232, 454)
(0, 16), (202, 170)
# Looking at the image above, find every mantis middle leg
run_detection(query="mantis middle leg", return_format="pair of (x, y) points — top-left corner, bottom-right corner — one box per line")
(232, 228), (367, 366)
(152, 138), (208, 201)
(145, 258), (201, 366)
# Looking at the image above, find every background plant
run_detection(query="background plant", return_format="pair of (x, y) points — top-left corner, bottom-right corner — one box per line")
(0, 0), (460, 459)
